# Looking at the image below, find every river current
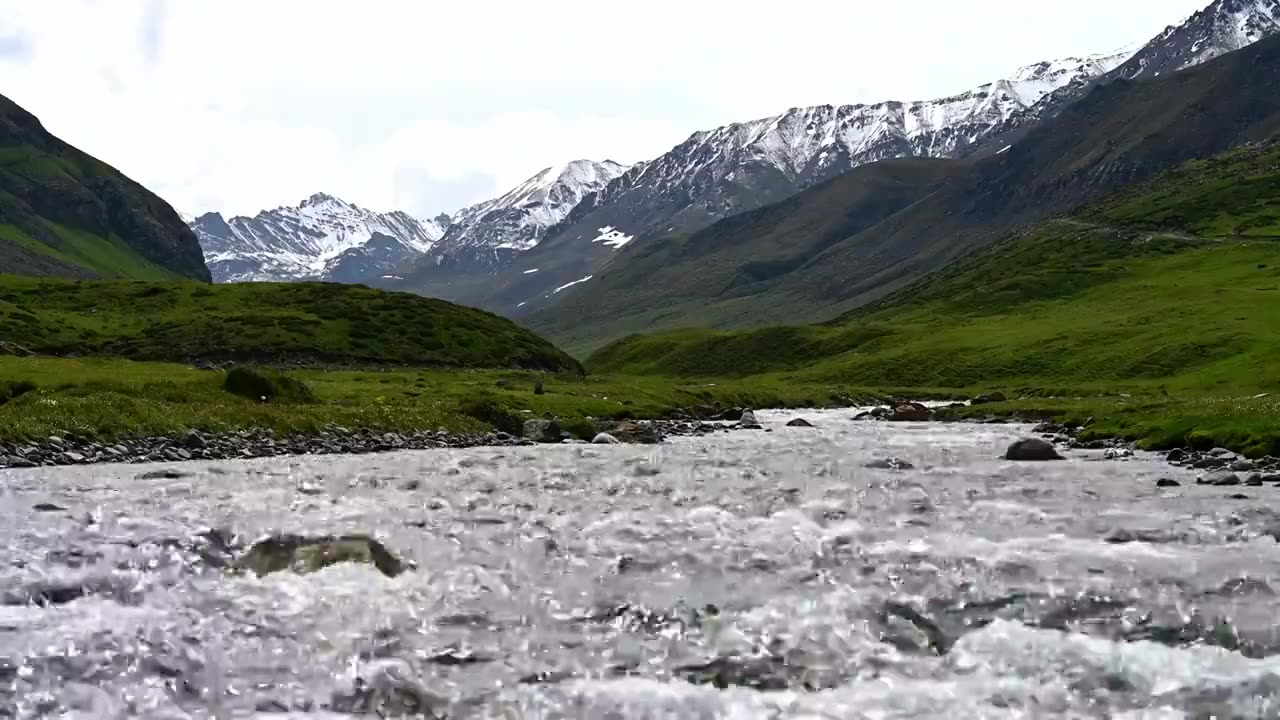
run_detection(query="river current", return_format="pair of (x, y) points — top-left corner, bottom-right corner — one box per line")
(3, 409), (1279, 718)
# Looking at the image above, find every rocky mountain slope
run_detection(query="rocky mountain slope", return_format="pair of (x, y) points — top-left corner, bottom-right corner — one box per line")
(378, 160), (628, 303)
(0, 93), (210, 281)
(192, 193), (448, 283)
(531, 31), (1280, 353)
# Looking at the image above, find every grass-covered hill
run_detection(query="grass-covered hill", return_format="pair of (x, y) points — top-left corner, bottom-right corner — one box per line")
(0, 93), (210, 281)
(590, 138), (1280, 392)
(0, 277), (581, 372)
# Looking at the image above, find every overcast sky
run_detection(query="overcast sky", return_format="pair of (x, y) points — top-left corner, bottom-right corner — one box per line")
(1, 0), (1210, 219)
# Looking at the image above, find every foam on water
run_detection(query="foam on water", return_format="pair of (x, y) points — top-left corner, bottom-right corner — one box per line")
(2, 409), (1279, 717)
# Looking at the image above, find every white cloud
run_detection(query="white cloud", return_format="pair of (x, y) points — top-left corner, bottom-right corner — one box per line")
(0, 0), (1212, 218)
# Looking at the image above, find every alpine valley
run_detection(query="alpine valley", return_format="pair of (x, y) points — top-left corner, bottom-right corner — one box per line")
(176, 0), (1280, 352)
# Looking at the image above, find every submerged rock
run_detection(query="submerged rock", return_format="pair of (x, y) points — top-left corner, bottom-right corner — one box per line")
(865, 458), (916, 470)
(1005, 438), (1064, 461)
(786, 418), (815, 428)
(237, 534), (409, 578)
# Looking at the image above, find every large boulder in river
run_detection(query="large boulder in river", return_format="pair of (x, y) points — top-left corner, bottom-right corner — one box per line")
(238, 534), (409, 577)
(523, 419), (562, 443)
(738, 410), (762, 429)
(888, 403), (932, 422)
(1005, 438), (1064, 461)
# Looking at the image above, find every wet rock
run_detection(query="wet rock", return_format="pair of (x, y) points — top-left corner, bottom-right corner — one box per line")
(522, 419), (562, 444)
(32, 502), (67, 512)
(1156, 478), (1181, 488)
(864, 458), (915, 470)
(1032, 422), (1064, 435)
(888, 403), (932, 422)
(1166, 448), (1186, 463)
(1231, 459), (1257, 472)
(593, 420), (660, 444)
(137, 469), (190, 480)
(1209, 447), (1236, 457)
(237, 534), (409, 578)
(786, 418), (815, 428)
(183, 430), (207, 449)
(1228, 493), (1252, 500)
(1199, 470), (1241, 487)
(1004, 438), (1064, 461)
(970, 392), (1007, 405)
(738, 410), (762, 429)
(591, 432), (620, 445)
(1193, 456), (1229, 469)
(1245, 474), (1265, 487)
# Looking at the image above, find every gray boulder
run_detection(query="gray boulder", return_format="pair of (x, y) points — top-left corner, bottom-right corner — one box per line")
(1199, 470), (1241, 487)
(522, 419), (562, 444)
(591, 432), (620, 445)
(593, 420), (661, 444)
(888, 403), (932, 422)
(786, 418), (815, 428)
(738, 410), (762, 429)
(1005, 438), (1064, 461)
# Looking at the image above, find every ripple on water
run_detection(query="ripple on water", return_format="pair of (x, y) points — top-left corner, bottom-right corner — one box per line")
(1, 409), (1278, 717)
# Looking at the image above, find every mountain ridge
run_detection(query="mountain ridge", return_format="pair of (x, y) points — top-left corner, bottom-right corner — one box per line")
(193, 192), (447, 283)
(0, 93), (210, 281)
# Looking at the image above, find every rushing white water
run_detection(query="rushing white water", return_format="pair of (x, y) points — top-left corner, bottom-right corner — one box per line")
(2, 409), (1279, 718)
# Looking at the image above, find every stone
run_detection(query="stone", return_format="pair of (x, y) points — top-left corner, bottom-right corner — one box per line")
(533, 379), (545, 395)
(1246, 475), (1265, 487)
(1166, 448), (1186, 463)
(1230, 459), (1256, 472)
(591, 433), (620, 445)
(593, 420), (661, 444)
(1193, 457), (1229, 470)
(237, 534), (409, 578)
(738, 410), (762, 429)
(865, 458), (915, 470)
(1032, 422), (1064, 435)
(47, 436), (65, 448)
(1156, 478), (1181, 488)
(61, 451), (86, 464)
(786, 418), (815, 428)
(1209, 448), (1236, 457)
(1004, 438), (1064, 461)
(32, 502), (67, 512)
(970, 392), (1007, 405)
(523, 419), (562, 444)
(1199, 470), (1241, 487)
(888, 403), (933, 422)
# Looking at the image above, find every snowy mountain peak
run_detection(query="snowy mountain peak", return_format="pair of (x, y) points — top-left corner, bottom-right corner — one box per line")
(191, 192), (447, 283)
(1115, 0), (1279, 78)
(429, 159), (630, 257)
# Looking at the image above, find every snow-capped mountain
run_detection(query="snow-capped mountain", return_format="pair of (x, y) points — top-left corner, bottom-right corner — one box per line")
(1115, 0), (1278, 78)
(429, 160), (628, 264)
(192, 193), (449, 283)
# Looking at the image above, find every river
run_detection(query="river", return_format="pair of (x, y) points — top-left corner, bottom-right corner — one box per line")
(2, 409), (1279, 718)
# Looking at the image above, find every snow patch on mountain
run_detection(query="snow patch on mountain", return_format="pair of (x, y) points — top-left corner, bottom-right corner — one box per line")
(1115, 0), (1279, 79)
(592, 226), (635, 249)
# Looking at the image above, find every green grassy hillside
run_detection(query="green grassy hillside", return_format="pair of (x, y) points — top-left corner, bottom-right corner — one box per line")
(534, 33), (1280, 354)
(0, 94), (210, 281)
(0, 277), (581, 372)
(589, 140), (1280, 452)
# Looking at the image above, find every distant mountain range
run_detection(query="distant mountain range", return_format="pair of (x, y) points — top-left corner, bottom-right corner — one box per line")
(182, 0), (1280, 341)
(191, 193), (448, 283)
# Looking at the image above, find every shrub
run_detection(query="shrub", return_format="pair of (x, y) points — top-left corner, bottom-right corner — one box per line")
(458, 395), (524, 435)
(223, 367), (315, 404)
(0, 379), (37, 405)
